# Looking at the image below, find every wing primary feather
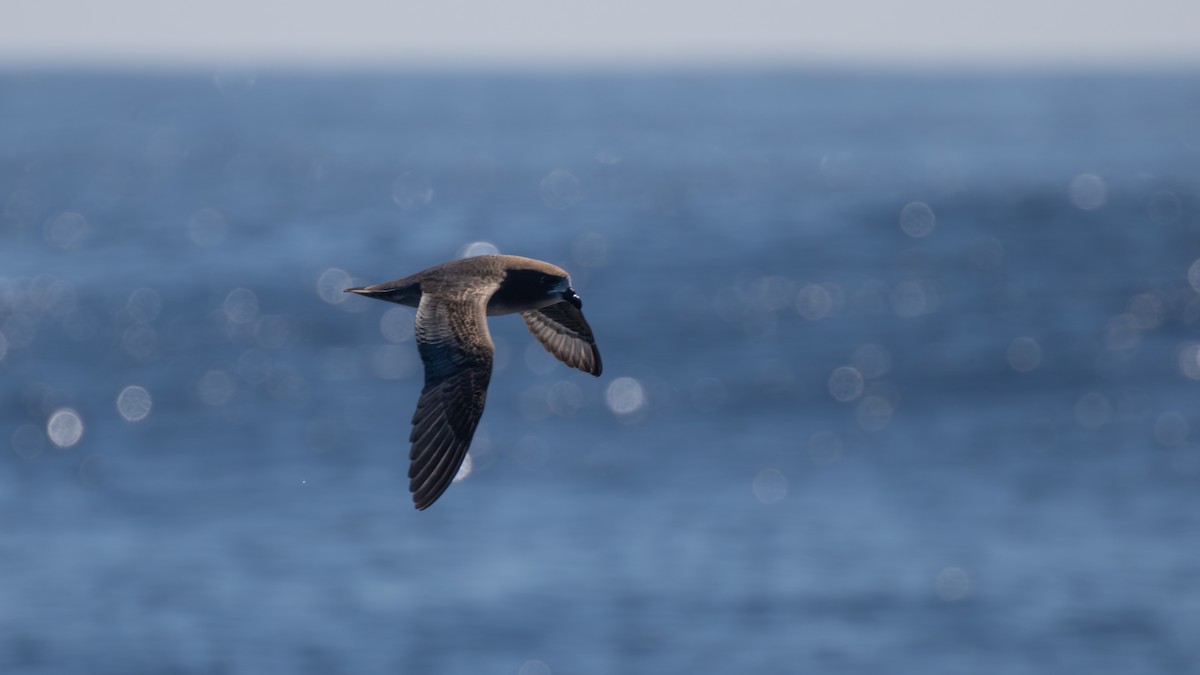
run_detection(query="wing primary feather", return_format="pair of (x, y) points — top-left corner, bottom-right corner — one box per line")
(405, 287), (497, 509)
(399, 281), (601, 509)
(521, 301), (602, 377)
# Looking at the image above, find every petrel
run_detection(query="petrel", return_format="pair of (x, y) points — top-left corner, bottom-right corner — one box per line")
(346, 254), (602, 510)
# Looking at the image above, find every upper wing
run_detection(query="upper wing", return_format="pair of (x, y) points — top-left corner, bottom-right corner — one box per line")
(521, 301), (603, 376)
(409, 288), (496, 510)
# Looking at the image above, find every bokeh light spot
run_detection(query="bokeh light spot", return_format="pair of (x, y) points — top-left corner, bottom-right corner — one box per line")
(754, 276), (795, 312)
(934, 566), (971, 601)
(12, 424), (45, 460)
(43, 279), (78, 317)
(752, 468), (788, 503)
(198, 370), (237, 406)
(1187, 260), (1200, 294)
(1185, 335), (1200, 373)
(605, 377), (646, 415)
(1126, 294), (1164, 330)
(116, 385), (153, 422)
(1104, 314), (1141, 351)
(540, 169), (581, 209)
(380, 307), (414, 343)
(828, 366), (864, 402)
(453, 454), (474, 483)
(224, 288), (259, 324)
(852, 344), (892, 379)
(127, 288), (162, 322)
(47, 408), (84, 448)
(317, 268), (353, 305)
(1178, 343), (1200, 380)
(1148, 190), (1182, 225)
(458, 241), (499, 258)
(795, 283), (833, 320)
(891, 280), (939, 317)
(121, 322), (158, 362)
(1006, 337), (1042, 373)
(254, 315), (290, 349)
(899, 201), (936, 238)
(45, 211), (89, 249)
(238, 348), (273, 383)
(1068, 173), (1107, 211)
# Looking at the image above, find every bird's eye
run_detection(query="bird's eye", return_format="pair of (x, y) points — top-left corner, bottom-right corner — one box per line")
(540, 275), (557, 286)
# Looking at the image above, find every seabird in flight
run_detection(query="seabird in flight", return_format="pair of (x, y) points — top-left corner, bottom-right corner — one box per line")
(346, 254), (602, 509)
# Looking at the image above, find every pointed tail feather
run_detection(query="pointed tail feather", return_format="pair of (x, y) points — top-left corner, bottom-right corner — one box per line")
(342, 279), (422, 307)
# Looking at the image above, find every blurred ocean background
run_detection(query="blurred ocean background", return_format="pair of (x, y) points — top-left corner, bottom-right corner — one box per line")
(2, 70), (1200, 674)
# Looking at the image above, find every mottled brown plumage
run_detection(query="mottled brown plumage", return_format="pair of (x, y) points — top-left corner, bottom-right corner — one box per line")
(346, 255), (602, 510)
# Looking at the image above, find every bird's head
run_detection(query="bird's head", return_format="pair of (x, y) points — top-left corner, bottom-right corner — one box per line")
(492, 258), (583, 313)
(533, 270), (581, 308)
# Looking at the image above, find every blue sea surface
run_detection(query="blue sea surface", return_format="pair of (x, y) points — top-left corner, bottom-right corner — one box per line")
(2, 70), (1200, 674)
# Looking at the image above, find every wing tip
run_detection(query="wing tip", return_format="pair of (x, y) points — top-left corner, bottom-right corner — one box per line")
(411, 480), (453, 511)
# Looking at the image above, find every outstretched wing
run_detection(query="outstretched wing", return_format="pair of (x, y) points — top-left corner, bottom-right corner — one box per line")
(522, 301), (602, 376)
(409, 288), (496, 510)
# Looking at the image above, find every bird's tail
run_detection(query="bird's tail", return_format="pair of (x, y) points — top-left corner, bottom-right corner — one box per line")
(343, 279), (421, 307)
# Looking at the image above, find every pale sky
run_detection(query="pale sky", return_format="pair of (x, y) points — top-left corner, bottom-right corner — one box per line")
(5, 0), (1200, 67)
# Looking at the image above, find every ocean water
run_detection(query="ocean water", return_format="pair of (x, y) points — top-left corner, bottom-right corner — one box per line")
(2, 70), (1200, 674)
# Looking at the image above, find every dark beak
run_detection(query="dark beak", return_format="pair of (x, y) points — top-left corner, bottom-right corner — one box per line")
(565, 288), (582, 309)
